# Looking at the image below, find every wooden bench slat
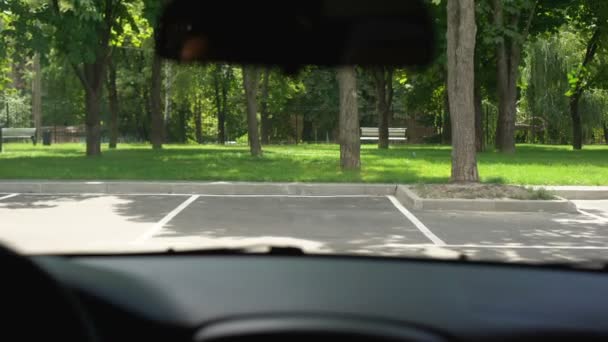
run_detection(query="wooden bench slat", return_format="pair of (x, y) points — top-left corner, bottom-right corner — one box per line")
(1, 128), (37, 144)
(359, 127), (407, 141)
(2, 128), (36, 136)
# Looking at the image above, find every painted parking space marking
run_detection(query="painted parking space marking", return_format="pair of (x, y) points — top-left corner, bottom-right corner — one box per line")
(386, 195), (446, 246)
(0, 194), (19, 201)
(578, 209), (608, 223)
(2, 193), (608, 261)
(371, 243), (608, 250)
(132, 195), (200, 244)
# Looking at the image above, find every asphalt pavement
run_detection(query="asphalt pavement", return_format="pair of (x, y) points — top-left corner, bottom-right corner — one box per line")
(1, 192), (608, 263)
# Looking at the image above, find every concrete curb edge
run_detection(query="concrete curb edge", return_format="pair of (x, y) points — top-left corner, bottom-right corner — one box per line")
(0, 181), (398, 196)
(395, 185), (579, 213)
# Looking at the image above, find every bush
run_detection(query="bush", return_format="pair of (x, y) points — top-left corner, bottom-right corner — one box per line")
(236, 133), (249, 145)
(525, 187), (556, 200)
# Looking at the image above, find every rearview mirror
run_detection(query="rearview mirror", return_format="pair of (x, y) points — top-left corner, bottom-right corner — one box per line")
(155, 0), (435, 72)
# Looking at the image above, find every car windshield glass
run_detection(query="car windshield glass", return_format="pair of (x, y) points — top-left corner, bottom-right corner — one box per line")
(0, 1), (607, 264)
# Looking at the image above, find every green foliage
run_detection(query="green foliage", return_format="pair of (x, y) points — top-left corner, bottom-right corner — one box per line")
(523, 187), (555, 200)
(236, 132), (249, 145)
(522, 12), (608, 145)
(42, 56), (85, 126)
(580, 89), (608, 138)
(2, 0), (608, 153)
(523, 32), (572, 143)
(0, 91), (32, 127)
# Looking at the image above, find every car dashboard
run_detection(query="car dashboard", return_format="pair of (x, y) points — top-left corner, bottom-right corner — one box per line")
(33, 254), (608, 341)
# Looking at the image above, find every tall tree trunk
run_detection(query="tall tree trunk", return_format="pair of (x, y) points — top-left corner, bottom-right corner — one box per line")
(447, 0), (479, 182)
(106, 57), (119, 149)
(11, 59), (27, 92)
(178, 106), (186, 143)
(493, 0), (536, 153)
(242, 66), (262, 156)
(84, 87), (102, 156)
(56, 0), (113, 156)
(474, 70), (483, 152)
(337, 66), (361, 170)
(31, 53), (42, 144)
(260, 68), (271, 144)
(570, 94), (583, 150)
(302, 119), (314, 142)
(442, 82), (451, 144)
(142, 84), (151, 141)
(194, 97), (203, 144)
(372, 67), (393, 149)
(494, 0), (517, 154)
(76, 60), (107, 157)
(569, 27), (600, 150)
(213, 68), (226, 144)
(603, 122), (608, 144)
(150, 54), (163, 149)
(164, 63), (172, 142)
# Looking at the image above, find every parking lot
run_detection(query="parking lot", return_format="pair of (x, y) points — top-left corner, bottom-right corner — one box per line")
(1, 192), (608, 262)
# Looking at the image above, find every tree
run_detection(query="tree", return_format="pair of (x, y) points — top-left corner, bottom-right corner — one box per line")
(521, 1), (608, 148)
(564, 0), (608, 150)
(447, 0), (479, 182)
(193, 81), (203, 144)
(212, 64), (233, 144)
(31, 53), (41, 143)
(260, 68), (271, 144)
(491, 0), (538, 153)
(164, 63), (172, 141)
(523, 33), (571, 144)
(44, 0), (138, 156)
(143, 0), (166, 149)
(337, 66), (361, 170)
(242, 66), (262, 156)
(474, 66), (484, 151)
(372, 67), (394, 149)
(290, 67), (337, 143)
(106, 55), (119, 148)
(149, 53), (163, 149)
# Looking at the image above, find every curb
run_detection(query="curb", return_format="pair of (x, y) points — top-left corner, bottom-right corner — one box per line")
(533, 186), (608, 200)
(0, 181), (397, 197)
(395, 185), (579, 213)
(0, 181), (592, 213)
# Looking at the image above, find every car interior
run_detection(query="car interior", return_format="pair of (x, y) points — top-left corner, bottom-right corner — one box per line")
(3, 1), (608, 341)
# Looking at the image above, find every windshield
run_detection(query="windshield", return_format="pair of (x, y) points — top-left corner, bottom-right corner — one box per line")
(0, 0), (607, 264)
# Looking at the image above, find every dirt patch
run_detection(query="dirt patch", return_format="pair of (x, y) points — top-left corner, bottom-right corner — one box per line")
(412, 184), (556, 200)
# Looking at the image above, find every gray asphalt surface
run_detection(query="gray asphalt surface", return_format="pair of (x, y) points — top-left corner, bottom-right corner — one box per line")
(1, 193), (607, 263)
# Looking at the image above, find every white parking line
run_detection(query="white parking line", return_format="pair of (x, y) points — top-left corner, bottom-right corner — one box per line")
(577, 209), (608, 223)
(371, 243), (608, 250)
(132, 195), (200, 244)
(6, 193), (382, 198)
(0, 194), (19, 201)
(386, 195), (446, 246)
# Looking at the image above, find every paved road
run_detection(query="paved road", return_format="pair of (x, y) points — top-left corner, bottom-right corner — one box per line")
(1, 193), (608, 262)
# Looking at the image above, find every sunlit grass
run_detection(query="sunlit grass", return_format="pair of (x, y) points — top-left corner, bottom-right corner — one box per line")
(0, 143), (606, 185)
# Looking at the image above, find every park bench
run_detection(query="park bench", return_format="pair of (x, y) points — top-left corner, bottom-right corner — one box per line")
(1, 128), (37, 144)
(360, 127), (407, 142)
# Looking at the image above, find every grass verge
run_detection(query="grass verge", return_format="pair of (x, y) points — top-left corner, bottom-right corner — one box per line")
(0, 143), (606, 185)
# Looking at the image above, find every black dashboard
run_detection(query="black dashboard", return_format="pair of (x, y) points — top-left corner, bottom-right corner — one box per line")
(33, 255), (608, 341)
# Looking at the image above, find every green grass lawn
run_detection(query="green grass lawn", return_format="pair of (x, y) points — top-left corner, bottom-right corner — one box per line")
(0, 143), (606, 185)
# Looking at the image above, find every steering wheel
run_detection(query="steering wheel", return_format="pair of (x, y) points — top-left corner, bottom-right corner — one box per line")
(0, 245), (97, 341)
